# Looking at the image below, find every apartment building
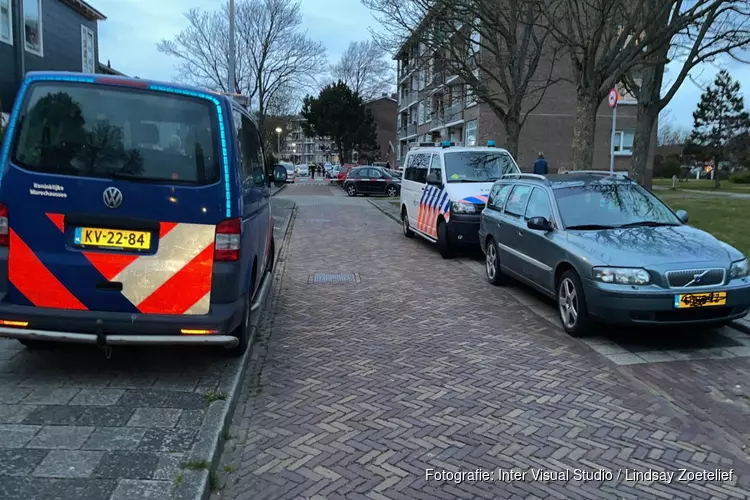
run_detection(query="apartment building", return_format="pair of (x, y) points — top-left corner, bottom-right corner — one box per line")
(282, 115), (339, 164)
(394, 22), (652, 178)
(367, 93), (398, 165)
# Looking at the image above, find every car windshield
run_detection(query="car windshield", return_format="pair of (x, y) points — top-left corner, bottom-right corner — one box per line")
(11, 82), (220, 184)
(554, 182), (682, 228)
(443, 151), (519, 182)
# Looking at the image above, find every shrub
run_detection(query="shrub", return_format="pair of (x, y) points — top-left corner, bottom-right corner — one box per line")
(729, 171), (750, 184)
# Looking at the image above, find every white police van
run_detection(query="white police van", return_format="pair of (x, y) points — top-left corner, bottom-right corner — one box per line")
(399, 140), (520, 258)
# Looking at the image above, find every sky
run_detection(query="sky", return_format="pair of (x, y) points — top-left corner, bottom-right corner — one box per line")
(91, 0), (750, 133)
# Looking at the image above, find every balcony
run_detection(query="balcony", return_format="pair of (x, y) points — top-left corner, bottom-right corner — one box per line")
(407, 123), (417, 136)
(445, 101), (464, 124)
(399, 64), (411, 81)
(430, 110), (445, 130)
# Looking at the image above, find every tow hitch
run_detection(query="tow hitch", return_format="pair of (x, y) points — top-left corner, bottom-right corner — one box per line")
(95, 319), (112, 359)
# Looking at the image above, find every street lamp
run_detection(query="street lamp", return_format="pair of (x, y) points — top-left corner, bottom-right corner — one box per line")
(275, 127), (282, 154)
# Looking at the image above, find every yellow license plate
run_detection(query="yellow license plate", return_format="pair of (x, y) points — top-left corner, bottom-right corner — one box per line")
(74, 227), (151, 250)
(674, 292), (727, 309)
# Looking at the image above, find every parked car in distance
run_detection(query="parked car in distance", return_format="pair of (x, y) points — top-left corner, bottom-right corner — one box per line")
(479, 171), (750, 336)
(297, 164), (309, 176)
(280, 162), (297, 183)
(337, 164), (354, 185)
(0, 71), (288, 356)
(343, 166), (401, 197)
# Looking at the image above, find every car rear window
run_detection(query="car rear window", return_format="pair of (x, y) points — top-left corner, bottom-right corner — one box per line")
(11, 82), (221, 185)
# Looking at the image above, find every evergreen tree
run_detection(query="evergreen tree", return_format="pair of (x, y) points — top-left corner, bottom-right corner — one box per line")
(300, 81), (377, 164)
(686, 70), (750, 188)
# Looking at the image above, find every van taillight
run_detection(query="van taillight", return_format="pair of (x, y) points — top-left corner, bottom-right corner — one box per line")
(215, 218), (241, 261)
(0, 203), (8, 246)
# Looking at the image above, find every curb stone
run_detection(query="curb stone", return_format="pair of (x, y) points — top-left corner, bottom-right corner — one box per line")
(171, 202), (297, 500)
(367, 199), (400, 224)
(368, 200), (750, 339)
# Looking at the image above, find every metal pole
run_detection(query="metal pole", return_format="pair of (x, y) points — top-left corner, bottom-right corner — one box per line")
(609, 103), (617, 174)
(277, 133), (281, 154)
(227, 0), (236, 94)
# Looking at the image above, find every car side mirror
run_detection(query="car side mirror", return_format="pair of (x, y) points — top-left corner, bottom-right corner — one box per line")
(272, 165), (288, 187)
(426, 172), (442, 186)
(527, 216), (553, 232)
(675, 209), (688, 223)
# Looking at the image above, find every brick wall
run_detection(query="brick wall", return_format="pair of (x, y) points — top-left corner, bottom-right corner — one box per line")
(368, 97), (398, 163)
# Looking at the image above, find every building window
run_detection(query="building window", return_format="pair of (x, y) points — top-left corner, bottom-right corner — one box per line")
(23, 0), (43, 55)
(465, 120), (477, 146)
(613, 130), (634, 155)
(81, 25), (95, 73)
(424, 99), (431, 123)
(418, 102), (425, 125)
(470, 28), (480, 56)
(1, 0), (11, 45)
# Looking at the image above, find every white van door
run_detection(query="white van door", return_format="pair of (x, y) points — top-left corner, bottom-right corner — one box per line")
(402, 153), (430, 228)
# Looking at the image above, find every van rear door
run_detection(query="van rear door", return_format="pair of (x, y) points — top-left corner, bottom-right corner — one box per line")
(0, 79), (231, 315)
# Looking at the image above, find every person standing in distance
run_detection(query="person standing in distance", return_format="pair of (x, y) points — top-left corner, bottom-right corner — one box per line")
(533, 152), (549, 175)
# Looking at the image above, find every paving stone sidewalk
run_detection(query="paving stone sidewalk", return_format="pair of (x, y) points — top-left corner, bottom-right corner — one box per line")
(0, 198), (295, 500)
(214, 187), (750, 500)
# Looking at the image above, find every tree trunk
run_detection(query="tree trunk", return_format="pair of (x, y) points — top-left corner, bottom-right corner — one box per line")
(572, 93), (599, 170)
(503, 115), (521, 161)
(632, 103), (658, 188)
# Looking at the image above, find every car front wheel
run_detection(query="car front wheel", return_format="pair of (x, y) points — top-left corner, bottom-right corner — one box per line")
(557, 270), (591, 337)
(402, 209), (414, 238)
(485, 237), (511, 286)
(386, 185), (398, 197)
(346, 184), (357, 196)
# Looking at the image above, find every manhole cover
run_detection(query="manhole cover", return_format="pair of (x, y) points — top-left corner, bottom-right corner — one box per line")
(306, 218), (332, 223)
(308, 273), (360, 284)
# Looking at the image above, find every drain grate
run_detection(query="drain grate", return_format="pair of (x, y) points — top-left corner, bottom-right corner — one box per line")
(308, 273), (360, 284)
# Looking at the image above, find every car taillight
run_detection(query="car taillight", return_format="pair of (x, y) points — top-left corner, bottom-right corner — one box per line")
(0, 203), (8, 246)
(215, 218), (241, 261)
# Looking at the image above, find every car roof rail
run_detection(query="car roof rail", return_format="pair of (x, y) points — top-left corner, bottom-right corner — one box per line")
(501, 173), (551, 184)
(560, 170), (631, 178)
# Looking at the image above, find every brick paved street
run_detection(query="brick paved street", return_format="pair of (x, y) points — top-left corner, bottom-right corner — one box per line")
(215, 183), (750, 500)
(0, 198), (294, 500)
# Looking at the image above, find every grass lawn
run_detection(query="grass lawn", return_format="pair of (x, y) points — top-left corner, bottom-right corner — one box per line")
(653, 178), (750, 193)
(656, 192), (750, 258)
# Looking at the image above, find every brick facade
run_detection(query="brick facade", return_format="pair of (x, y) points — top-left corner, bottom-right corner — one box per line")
(367, 95), (398, 165)
(394, 34), (656, 184)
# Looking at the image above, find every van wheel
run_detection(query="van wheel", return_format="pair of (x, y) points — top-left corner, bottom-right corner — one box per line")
(226, 291), (253, 357)
(485, 237), (511, 286)
(402, 210), (414, 238)
(346, 185), (357, 196)
(437, 220), (454, 259)
(558, 270), (591, 337)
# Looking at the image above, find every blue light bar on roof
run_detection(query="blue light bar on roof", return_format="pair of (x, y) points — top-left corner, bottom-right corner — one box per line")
(487, 140), (496, 147)
(441, 141), (451, 148)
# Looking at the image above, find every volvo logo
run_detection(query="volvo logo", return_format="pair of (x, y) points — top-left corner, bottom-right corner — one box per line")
(102, 187), (123, 209)
(684, 270), (709, 287)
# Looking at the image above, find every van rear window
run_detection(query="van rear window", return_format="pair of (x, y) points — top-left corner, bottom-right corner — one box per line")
(11, 82), (221, 184)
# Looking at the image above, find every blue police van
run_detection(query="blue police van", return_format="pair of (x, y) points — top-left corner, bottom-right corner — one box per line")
(0, 72), (287, 356)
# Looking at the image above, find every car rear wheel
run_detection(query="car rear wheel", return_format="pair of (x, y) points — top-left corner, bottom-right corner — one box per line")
(437, 220), (454, 259)
(346, 184), (357, 196)
(386, 185), (398, 197)
(226, 293), (252, 357)
(485, 238), (511, 286)
(558, 270), (591, 337)
(402, 209), (414, 238)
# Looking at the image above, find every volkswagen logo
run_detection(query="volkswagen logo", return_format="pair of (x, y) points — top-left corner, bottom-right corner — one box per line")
(102, 187), (123, 209)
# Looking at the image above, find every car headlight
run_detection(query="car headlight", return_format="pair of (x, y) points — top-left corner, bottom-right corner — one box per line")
(451, 201), (476, 214)
(730, 258), (749, 279)
(592, 267), (651, 285)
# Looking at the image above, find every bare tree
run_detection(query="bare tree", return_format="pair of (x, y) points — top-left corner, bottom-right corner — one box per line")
(363, 0), (560, 157)
(544, 0), (732, 172)
(157, 7), (252, 95)
(624, 0), (750, 186)
(158, 0), (325, 128)
(330, 40), (395, 100)
(658, 122), (689, 146)
(236, 0), (327, 128)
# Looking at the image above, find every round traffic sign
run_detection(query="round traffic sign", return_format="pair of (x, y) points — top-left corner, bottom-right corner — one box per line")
(608, 88), (619, 108)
